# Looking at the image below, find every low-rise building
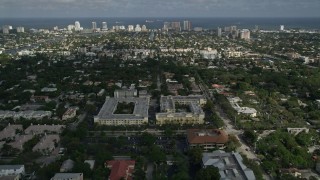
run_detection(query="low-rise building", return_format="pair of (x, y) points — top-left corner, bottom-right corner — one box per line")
(51, 173), (83, 180)
(24, 124), (65, 135)
(227, 97), (257, 117)
(0, 165), (25, 177)
(0, 174), (20, 180)
(94, 96), (149, 126)
(8, 135), (34, 151)
(0, 110), (52, 120)
(156, 95), (206, 125)
(187, 129), (228, 151)
(0, 124), (23, 140)
(62, 108), (77, 120)
(30, 95), (50, 102)
(114, 89), (137, 98)
(41, 87), (58, 92)
(32, 135), (59, 154)
(202, 150), (255, 180)
(106, 160), (135, 180)
(287, 128), (309, 136)
(200, 48), (218, 60)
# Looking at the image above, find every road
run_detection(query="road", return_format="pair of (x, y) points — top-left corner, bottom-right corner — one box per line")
(196, 72), (272, 180)
(157, 73), (161, 91)
(87, 129), (187, 137)
(146, 162), (154, 180)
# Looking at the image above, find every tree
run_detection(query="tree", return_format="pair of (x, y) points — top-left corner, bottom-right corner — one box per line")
(211, 113), (224, 128)
(140, 132), (156, 146)
(225, 135), (241, 152)
(92, 167), (110, 180)
(243, 130), (258, 145)
(188, 147), (203, 165)
(204, 101), (214, 111)
(73, 162), (92, 178)
(163, 127), (174, 137)
(295, 132), (312, 147)
(147, 145), (166, 163)
(195, 167), (220, 180)
(133, 167), (146, 180)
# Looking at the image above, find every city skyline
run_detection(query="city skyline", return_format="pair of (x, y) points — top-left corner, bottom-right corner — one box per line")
(1, 0), (320, 18)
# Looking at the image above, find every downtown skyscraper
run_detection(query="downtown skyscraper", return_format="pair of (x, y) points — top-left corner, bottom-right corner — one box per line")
(183, 20), (192, 31)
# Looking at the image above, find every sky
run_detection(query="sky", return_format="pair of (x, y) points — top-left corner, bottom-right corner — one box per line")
(0, 0), (320, 18)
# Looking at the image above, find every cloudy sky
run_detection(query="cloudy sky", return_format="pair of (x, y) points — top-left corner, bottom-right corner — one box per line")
(0, 0), (320, 18)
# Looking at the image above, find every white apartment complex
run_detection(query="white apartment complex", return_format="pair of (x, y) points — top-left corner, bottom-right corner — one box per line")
(94, 97), (149, 126)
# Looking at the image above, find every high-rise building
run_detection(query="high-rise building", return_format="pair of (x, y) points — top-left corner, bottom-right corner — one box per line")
(17, 27), (24, 33)
(254, 25), (259, 32)
(171, 22), (181, 31)
(128, 25), (134, 32)
(280, 25), (284, 31)
(92, 22), (97, 30)
(135, 24), (142, 32)
(163, 22), (170, 31)
(75, 21), (81, 31)
(2, 28), (9, 34)
(2, 25), (10, 34)
(141, 25), (147, 32)
(67, 25), (75, 31)
(240, 29), (250, 40)
(217, 27), (222, 37)
(230, 26), (237, 31)
(102, 22), (107, 29)
(183, 20), (192, 31)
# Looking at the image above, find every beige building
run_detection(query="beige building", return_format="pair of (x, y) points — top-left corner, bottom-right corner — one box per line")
(62, 108), (77, 120)
(156, 95), (206, 125)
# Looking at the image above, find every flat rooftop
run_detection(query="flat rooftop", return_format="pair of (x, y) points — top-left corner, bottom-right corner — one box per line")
(95, 97), (149, 120)
(24, 124), (65, 135)
(0, 125), (23, 140)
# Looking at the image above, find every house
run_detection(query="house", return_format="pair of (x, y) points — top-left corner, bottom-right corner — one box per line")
(51, 173), (83, 180)
(0, 165), (25, 177)
(227, 97), (257, 117)
(0, 174), (20, 180)
(106, 160), (135, 180)
(287, 128), (309, 136)
(62, 108), (77, 120)
(202, 150), (255, 180)
(30, 95), (50, 102)
(187, 129), (228, 151)
(279, 168), (302, 178)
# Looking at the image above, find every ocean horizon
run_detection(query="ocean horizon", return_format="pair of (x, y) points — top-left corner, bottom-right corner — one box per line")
(1, 17), (320, 30)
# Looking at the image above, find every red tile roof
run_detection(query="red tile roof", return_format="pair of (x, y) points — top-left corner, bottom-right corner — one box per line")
(212, 84), (225, 89)
(187, 129), (228, 145)
(106, 160), (135, 180)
